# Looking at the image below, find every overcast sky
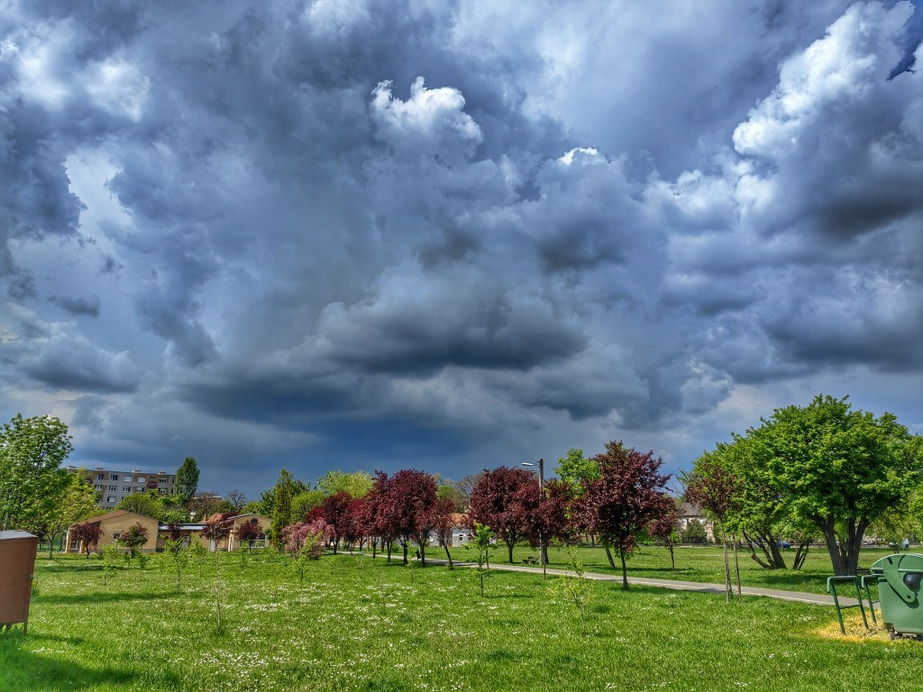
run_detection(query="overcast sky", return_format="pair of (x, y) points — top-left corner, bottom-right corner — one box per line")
(2, 0), (921, 498)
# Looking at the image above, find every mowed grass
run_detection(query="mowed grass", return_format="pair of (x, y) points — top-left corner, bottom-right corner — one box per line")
(2, 550), (921, 692)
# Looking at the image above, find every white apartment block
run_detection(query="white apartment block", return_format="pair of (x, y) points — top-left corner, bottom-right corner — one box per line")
(67, 466), (177, 509)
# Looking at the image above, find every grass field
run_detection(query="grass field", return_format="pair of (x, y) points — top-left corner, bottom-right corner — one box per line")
(3, 547), (922, 691)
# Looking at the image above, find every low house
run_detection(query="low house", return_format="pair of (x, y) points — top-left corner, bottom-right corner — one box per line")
(159, 513), (271, 552)
(64, 510), (159, 554)
(426, 513), (471, 547)
(226, 513), (271, 551)
(676, 502), (715, 542)
(66, 511), (272, 555)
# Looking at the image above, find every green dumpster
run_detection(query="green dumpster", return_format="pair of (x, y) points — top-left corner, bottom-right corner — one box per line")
(868, 553), (923, 640)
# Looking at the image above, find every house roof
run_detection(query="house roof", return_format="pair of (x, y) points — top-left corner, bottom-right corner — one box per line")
(677, 502), (705, 518)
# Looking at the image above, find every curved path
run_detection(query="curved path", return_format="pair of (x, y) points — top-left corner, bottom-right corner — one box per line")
(484, 562), (858, 606)
(353, 552), (862, 607)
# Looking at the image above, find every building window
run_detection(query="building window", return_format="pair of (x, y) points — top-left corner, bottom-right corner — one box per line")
(123, 486), (132, 493)
(159, 478), (167, 484)
(96, 473), (104, 480)
(107, 496), (116, 504)
(137, 476), (145, 483)
(108, 485), (117, 491)
(111, 474), (119, 481)
(95, 485), (103, 492)
(159, 488), (166, 494)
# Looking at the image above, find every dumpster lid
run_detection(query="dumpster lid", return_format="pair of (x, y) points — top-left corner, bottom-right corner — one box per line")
(0, 530), (37, 541)
(870, 553), (923, 571)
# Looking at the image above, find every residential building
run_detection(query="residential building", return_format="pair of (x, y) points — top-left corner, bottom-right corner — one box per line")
(67, 466), (176, 509)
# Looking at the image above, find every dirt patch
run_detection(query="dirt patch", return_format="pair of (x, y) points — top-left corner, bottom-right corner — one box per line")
(814, 612), (890, 642)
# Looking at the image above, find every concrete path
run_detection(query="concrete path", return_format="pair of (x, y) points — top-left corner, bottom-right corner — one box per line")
(482, 562), (860, 607)
(351, 552), (861, 607)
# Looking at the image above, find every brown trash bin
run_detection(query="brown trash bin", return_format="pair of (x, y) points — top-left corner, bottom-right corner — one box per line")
(0, 530), (39, 635)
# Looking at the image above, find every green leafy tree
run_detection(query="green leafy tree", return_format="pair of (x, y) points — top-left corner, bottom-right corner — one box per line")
(746, 395), (923, 576)
(40, 471), (99, 558)
(316, 470), (373, 499)
(551, 545), (594, 635)
(681, 518), (707, 545)
(0, 413), (73, 532)
(554, 448), (600, 492)
(466, 523), (495, 598)
(176, 457), (200, 506)
(291, 488), (324, 520)
(116, 491), (163, 519)
(270, 469), (295, 549)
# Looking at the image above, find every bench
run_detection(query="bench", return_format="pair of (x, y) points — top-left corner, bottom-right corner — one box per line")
(522, 556), (538, 565)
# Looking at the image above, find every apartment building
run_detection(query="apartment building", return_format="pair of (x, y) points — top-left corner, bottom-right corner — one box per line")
(67, 466), (176, 509)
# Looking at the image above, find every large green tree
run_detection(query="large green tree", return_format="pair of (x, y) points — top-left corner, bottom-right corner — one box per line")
(0, 413), (73, 531)
(176, 457), (200, 505)
(746, 395), (923, 576)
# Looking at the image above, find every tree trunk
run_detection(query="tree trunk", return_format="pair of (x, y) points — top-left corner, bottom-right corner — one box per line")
(818, 515), (847, 576)
(507, 541), (514, 564)
(604, 545), (616, 569)
(733, 534), (742, 601)
(443, 544), (454, 569)
(619, 550), (629, 590)
(668, 545), (675, 576)
(793, 542), (809, 570)
(721, 526), (731, 603)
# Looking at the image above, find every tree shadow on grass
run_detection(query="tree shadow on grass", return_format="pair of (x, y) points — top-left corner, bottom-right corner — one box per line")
(34, 591), (179, 606)
(0, 632), (182, 692)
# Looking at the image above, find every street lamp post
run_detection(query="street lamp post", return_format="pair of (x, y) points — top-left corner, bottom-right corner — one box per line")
(521, 458), (545, 573)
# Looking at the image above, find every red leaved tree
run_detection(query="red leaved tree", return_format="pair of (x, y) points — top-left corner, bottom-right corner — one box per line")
(528, 479), (577, 567)
(72, 521), (102, 558)
(380, 469), (438, 566)
(429, 496), (459, 569)
(682, 452), (743, 601)
(118, 522), (149, 559)
(361, 472), (394, 560)
(313, 491), (356, 553)
(469, 466), (537, 563)
(236, 520), (263, 552)
(576, 441), (672, 590)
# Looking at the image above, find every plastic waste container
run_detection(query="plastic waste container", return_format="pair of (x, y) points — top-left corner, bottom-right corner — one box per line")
(0, 530), (38, 634)
(868, 553), (923, 640)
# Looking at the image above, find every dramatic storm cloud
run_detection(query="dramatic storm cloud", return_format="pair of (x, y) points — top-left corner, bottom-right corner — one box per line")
(1, 0), (921, 495)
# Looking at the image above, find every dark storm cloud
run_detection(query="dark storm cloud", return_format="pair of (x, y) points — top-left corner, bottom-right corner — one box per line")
(49, 294), (100, 316)
(2, 0), (922, 493)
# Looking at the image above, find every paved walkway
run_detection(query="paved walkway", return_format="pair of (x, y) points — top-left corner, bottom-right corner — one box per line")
(352, 552), (860, 607)
(482, 562), (859, 607)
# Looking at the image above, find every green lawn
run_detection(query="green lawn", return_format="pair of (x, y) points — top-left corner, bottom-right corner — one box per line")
(3, 549), (921, 691)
